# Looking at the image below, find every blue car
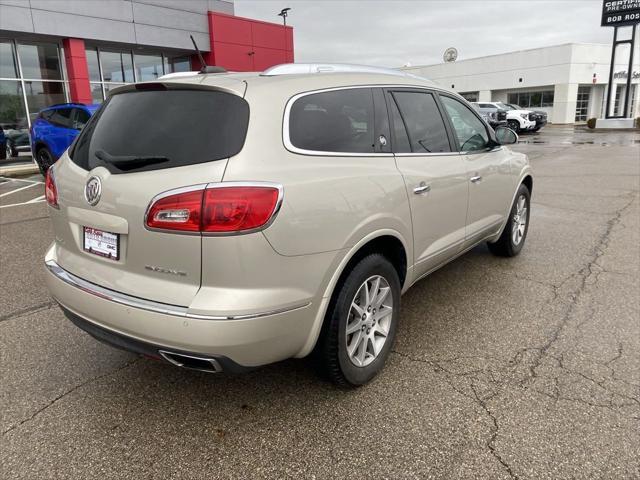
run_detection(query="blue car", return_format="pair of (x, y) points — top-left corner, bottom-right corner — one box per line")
(31, 103), (100, 174)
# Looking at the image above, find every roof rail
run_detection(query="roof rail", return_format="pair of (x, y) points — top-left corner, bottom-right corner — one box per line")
(261, 63), (425, 79)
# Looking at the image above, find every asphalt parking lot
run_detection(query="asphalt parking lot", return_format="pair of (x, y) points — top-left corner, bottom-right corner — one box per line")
(1, 126), (639, 479)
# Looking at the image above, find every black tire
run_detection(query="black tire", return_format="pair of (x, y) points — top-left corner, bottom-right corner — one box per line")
(316, 253), (401, 387)
(0, 142), (6, 160)
(507, 120), (520, 133)
(488, 183), (531, 257)
(35, 147), (54, 176)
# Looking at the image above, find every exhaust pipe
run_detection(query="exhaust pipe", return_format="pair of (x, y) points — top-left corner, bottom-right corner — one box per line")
(158, 350), (223, 373)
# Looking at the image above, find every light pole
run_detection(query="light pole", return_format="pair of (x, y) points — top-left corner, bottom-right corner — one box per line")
(278, 8), (291, 62)
(278, 7), (291, 27)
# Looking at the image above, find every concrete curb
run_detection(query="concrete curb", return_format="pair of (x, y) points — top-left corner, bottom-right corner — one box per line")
(0, 163), (40, 178)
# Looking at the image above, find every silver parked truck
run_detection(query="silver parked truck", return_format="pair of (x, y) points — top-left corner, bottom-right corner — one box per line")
(44, 64), (532, 386)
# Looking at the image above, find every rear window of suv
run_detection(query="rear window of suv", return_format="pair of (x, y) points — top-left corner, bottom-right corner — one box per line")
(70, 89), (249, 173)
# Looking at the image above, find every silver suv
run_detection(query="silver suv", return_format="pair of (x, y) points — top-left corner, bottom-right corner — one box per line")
(44, 64), (532, 386)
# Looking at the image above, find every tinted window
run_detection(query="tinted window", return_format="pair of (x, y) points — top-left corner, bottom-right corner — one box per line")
(388, 96), (411, 153)
(72, 108), (90, 129)
(440, 96), (489, 152)
(71, 89), (249, 174)
(49, 108), (73, 128)
(392, 91), (450, 153)
(289, 89), (375, 153)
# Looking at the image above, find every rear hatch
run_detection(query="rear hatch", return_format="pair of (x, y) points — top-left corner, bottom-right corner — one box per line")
(50, 81), (249, 306)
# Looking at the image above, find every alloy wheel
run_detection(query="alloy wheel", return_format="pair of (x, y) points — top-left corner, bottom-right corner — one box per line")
(345, 275), (393, 367)
(511, 194), (528, 246)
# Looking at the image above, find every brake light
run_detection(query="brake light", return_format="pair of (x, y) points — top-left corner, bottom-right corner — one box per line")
(145, 184), (281, 233)
(45, 169), (58, 208)
(202, 186), (280, 232)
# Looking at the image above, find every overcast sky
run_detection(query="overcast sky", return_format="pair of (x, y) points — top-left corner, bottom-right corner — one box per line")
(235, 0), (615, 67)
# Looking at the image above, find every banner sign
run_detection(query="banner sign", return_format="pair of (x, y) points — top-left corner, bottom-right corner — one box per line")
(602, 0), (640, 26)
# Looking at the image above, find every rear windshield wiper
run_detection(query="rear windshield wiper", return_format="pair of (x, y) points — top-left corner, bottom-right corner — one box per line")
(94, 149), (170, 169)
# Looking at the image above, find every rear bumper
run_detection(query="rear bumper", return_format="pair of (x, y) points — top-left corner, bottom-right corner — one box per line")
(60, 305), (250, 373)
(45, 258), (318, 368)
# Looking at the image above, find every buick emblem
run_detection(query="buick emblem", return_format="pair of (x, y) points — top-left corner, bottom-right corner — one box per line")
(84, 176), (102, 206)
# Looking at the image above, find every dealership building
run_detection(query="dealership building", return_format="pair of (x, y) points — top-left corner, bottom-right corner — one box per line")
(0, 0), (293, 133)
(403, 43), (639, 124)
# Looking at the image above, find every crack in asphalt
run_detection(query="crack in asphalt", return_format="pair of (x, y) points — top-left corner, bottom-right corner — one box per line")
(392, 350), (519, 479)
(2, 358), (141, 436)
(513, 193), (638, 386)
(0, 301), (57, 323)
(389, 192), (639, 478)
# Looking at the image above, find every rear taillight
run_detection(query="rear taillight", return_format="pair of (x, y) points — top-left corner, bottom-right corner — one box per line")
(45, 169), (58, 209)
(145, 183), (282, 234)
(145, 188), (202, 231)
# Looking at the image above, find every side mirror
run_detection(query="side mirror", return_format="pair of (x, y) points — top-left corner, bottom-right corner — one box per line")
(495, 126), (518, 145)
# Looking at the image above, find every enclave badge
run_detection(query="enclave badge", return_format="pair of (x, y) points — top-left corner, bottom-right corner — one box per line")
(85, 176), (102, 206)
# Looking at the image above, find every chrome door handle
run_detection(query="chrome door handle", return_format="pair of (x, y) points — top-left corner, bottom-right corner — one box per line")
(470, 176), (483, 183)
(413, 183), (431, 195)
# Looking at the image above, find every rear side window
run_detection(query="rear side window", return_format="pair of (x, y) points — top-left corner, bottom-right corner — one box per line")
(49, 108), (73, 128)
(391, 91), (450, 153)
(288, 88), (375, 153)
(71, 89), (249, 173)
(72, 108), (90, 129)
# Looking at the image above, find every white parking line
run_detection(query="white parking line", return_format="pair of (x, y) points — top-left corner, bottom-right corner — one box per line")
(0, 182), (41, 198)
(0, 176), (43, 184)
(0, 197), (46, 209)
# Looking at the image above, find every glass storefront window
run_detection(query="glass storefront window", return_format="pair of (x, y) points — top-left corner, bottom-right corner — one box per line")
(23, 81), (66, 115)
(100, 50), (134, 83)
(135, 54), (164, 81)
(17, 43), (63, 80)
(0, 80), (28, 130)
(166, 55), (191, 73)
(508, 90), (554, 109)
(86, 48), (101, 82)
(1, 41), (19, 78)
(90, 83), (104, 103)
(542, 91), (554, 107)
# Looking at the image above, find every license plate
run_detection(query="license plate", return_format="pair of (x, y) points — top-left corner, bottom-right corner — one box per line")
(83, 227), (120, 260)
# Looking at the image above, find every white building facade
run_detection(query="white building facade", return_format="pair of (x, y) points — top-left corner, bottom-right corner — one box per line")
(403, 43), (639, 124)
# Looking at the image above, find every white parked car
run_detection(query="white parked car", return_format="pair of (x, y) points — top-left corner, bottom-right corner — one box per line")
(473, 102), (536, 133)
(44, 64), (533, 386)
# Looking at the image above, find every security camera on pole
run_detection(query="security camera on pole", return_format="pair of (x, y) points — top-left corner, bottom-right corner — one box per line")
(597, 0), (640, 129)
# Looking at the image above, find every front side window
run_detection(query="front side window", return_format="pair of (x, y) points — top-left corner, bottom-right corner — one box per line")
(391, 91), (450, 153)
(288, 88), (375, 153)
(388, 96), (411, 153)
(440, 95), (489, 152)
